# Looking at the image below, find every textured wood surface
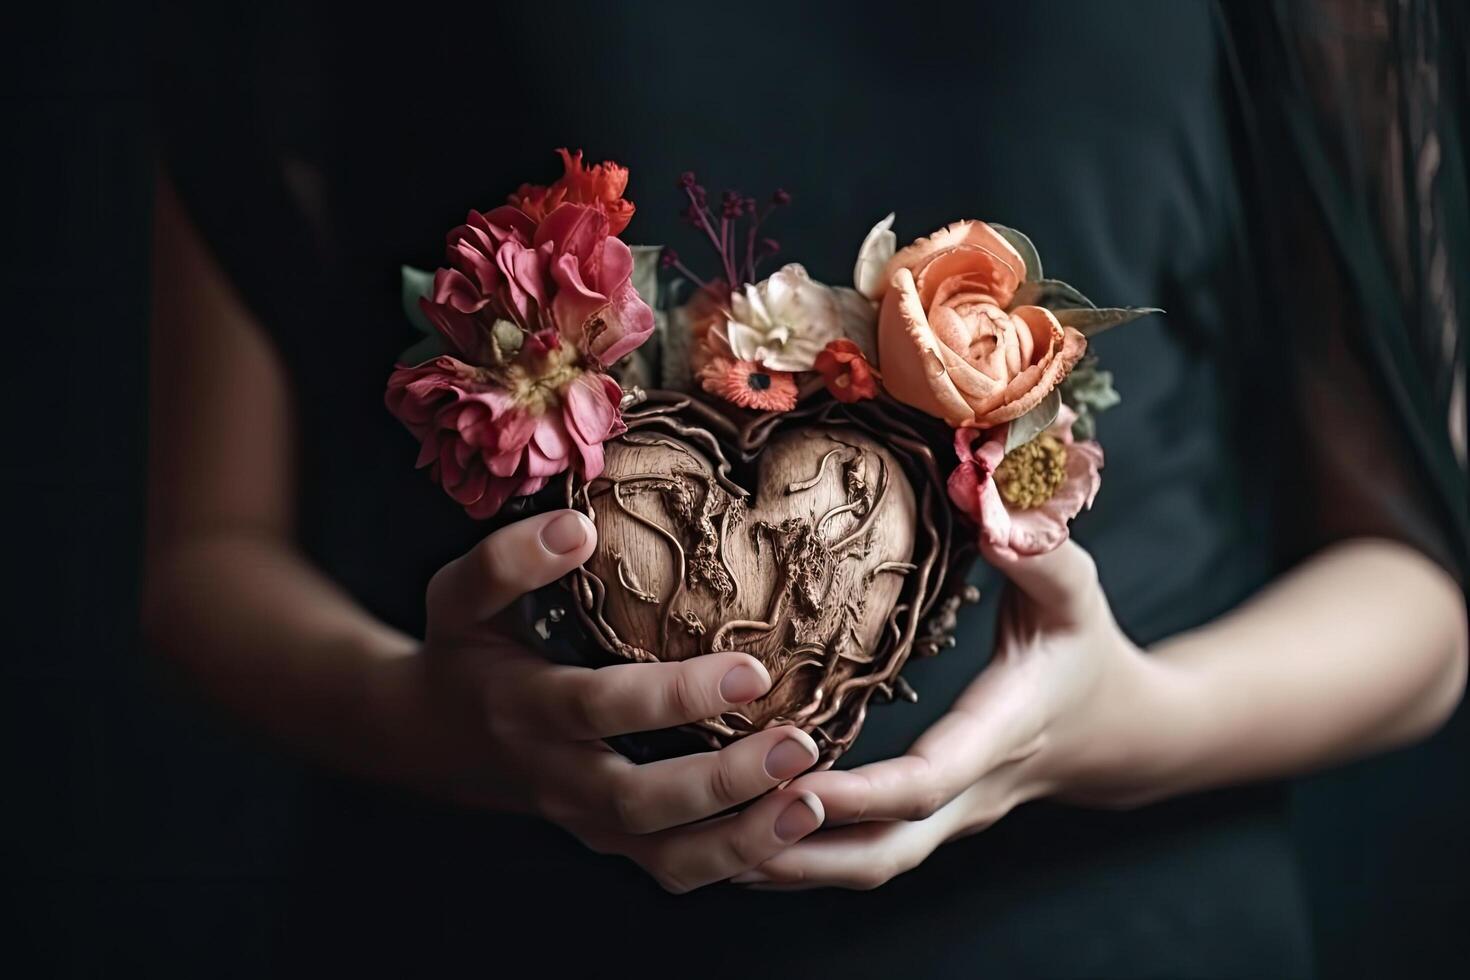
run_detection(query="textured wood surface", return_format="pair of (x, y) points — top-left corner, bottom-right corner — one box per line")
(583, 426), (916, 734)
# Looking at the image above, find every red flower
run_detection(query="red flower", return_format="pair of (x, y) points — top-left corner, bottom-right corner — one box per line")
(510, 148), (636, 236)
(814, 339), (880, 403)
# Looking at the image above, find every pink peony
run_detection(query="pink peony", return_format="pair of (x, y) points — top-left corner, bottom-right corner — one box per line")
(389, 194), (652, 519)
(947, 405), (1103, 560)
(535, 204), (654, 367)
(386, 356), (626, 520)
(420, 205), (548, 364)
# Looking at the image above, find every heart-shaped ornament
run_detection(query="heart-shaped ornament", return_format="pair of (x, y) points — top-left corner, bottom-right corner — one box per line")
(549, 390), (976, 765)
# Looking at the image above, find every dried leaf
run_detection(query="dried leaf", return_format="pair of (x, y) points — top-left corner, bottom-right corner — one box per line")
(1054, 306), (1163, 337)
(401, 265), (436, 335)
(629, 245), (663, 310)
(990, 223), (1043, 283)
(1004, 388), (1061, 452)
(1010, 278), (1096, 312)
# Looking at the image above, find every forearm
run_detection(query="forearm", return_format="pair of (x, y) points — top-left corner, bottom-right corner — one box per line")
(1141, 538), (1467, 797)
(141, 531), (466, 789)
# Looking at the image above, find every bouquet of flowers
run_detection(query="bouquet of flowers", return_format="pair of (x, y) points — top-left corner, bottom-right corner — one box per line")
(387, 150), (1156, 763)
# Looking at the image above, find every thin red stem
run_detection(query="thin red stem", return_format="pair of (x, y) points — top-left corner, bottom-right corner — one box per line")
(683, 187), (725, 254)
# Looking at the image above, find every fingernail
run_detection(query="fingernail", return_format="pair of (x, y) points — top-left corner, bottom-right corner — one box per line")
(763, 734), (817, 780)
(730, 870), (769, 885)
(773, 791), (823, 843)
(540, 512), (589, 555)
(719, 662), (768, 704)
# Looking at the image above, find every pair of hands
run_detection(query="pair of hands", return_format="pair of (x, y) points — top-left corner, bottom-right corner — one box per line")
(414, 507), (1170, 893)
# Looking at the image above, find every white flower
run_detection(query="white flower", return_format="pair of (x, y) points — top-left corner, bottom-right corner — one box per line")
(832, 285), (877, 363)
(853, 212), (897, 301)
(726, 263), (847, 372)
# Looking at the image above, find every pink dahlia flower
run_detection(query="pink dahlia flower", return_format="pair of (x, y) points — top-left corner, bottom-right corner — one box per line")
(386, 356), (626, 520)
(948, 405), (1104, 560)
(535, 203), (655, 366)
(420, 205), (549, 364)
(388, 197), (652, 519)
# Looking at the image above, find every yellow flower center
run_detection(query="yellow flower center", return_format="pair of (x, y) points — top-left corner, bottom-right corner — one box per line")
(994, 434), (1068, 509)
(498, 343), (584, 415)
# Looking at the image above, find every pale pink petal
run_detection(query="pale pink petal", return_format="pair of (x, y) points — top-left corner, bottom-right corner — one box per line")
(596, 281), (655, 365)
(451, 239), (501, 296)
(564, 372), (617, 447)
(524, 441), (567, 478)
(465, 475), (519, 520)
(532, 415), (572, 461)
(550, 252), (605, 349)
(533, 202), (607, 255)
(595, 236), (634, 295)
(430, 267), (487, 315)
(478, 205), (537, 245)
(485, 445), (524, 478)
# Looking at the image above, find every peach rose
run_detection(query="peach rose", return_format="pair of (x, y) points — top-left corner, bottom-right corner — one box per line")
(875, 220), (1086, 428)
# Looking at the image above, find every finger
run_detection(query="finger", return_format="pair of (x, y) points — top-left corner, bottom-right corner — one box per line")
(601, 726), (819, 834)
(980, 538), (1103, 624)
(731, 818), (943, 891)
(627, 788), (825, 894)
(426, 509), (596, 635)
(788, 704), (1031, 824)
(519, 650), (773, 740)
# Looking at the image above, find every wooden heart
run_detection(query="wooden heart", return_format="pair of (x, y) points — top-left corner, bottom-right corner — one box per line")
(556, 390), (975, 765)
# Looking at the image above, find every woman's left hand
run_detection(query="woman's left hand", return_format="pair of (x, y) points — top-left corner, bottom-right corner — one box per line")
(733, 540), (1192, 891)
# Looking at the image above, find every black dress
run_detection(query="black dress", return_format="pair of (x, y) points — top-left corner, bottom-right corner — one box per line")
(156, 1), (1344, 975)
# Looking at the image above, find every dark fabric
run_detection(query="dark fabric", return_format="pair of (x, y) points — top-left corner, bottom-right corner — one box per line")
(1219, 0), (1468, 582)
(138, 0), (1395, 974)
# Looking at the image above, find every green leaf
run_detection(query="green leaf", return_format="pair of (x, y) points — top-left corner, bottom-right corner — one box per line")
(1004, 388), (1061, 453)
(629, 245), (663, 311)
(1062, 363), (1120, 413)
(1059, 357), (1119, 441)
(401, 265), (437, 336)
(990, 223), (1043, 283)
(1054, 306), (1163, 337)
(397, 333), (446, 365)
(1011, 278), (1096, 312)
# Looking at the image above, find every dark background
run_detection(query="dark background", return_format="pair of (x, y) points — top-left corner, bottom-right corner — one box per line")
(4, 4), (1465, 976)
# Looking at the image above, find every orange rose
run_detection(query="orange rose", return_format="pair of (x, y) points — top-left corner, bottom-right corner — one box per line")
(875, 220), (1085, 428)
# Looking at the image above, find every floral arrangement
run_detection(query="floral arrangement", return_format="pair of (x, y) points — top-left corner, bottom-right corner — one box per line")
(659, 174), (1157, 559)
(385, 151), (653, 519)
(386, 149), (1156, 560)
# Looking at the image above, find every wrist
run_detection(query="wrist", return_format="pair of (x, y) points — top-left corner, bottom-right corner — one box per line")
(1049, 637), (1209, 809)
(1118, 648), (1213, 801)
(364, 640), (513, 810)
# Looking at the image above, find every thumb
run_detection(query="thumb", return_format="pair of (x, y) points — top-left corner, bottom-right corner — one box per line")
(427, 509), (596, 637)
(980, 538), (1103, 624)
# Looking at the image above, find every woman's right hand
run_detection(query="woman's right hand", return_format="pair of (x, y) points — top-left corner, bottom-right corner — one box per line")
(398, 508), (825, 894)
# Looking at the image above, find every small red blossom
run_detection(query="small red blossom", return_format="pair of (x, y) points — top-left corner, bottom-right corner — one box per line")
(510, 148), (636, 235)
(814, 339), (880, 402)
